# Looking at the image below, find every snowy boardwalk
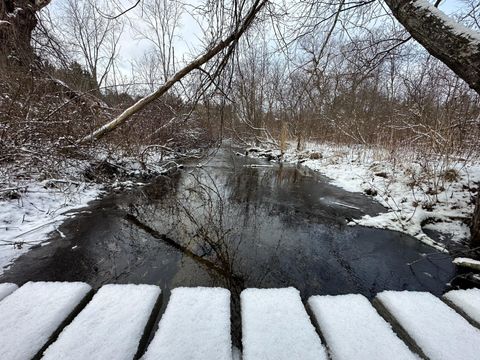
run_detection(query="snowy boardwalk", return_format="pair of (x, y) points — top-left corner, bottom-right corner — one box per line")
(443, 288), (480, 328)
(309, 294), (418, 360)
(42, 284), (161, 360)
(143, 287), (232, 360)
(375, 291), (480, 360)
(1, 283), (480, 360)
(241, 288), (328, 360)
(0, 282), (91, 360)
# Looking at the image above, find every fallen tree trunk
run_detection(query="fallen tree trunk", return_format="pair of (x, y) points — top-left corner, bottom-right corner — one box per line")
(78, 0), (267, 144)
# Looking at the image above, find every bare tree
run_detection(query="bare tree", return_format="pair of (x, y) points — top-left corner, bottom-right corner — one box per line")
(59, 0), (124, 90)
(135, 0), (184, 83)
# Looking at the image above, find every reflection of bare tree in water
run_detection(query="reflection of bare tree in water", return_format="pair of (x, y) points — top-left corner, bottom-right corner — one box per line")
(124, 172), (240, 275)
(123, 167), (258, 344)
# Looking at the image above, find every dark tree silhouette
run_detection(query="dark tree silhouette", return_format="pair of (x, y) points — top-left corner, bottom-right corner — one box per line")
(0, 0), (51, 65)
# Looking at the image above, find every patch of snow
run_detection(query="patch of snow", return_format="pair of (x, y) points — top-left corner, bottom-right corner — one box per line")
(0, 281), (91, 360)
(0, 283), (18, 301)
(142, 287), (232, 360)
(443, 288), (480, 327)
(43, 284), (161, 360)
(452, 257), (480, 270)
(0, 181), (102, 274)
(308, 294), (418, 360)
(241, 287), (327, 360)
(376, 290), (480, 360)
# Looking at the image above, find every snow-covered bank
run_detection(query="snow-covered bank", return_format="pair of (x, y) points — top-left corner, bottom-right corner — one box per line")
(0, 144), (197, 275)
(246, 142), (480, 251)
(0, 180), (102, 274)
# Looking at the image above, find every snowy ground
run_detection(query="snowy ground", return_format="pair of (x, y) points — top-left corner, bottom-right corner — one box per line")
(246, 142), (480, 251)
(0, 180), (102, 274)
(0, 145), (187, 275)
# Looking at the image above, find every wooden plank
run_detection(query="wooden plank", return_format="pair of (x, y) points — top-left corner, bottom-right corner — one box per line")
(142, 287), (232, 360)
(0, 281), (91, 360)
(241, 287), (327, 360)
(374, 290), (480, 360)
(42, 284), (161, 360)
(443, 288), (480, 329)
(308, 294), (418, 360)
(0, 283), (18, 301)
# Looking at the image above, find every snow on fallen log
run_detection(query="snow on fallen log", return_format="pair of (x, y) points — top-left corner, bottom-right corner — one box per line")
(308, 294), (418, 360)
(42, 284), (161, 360)
(452, 257), (480, 271)
(0, 283), (17, 301)
(0, 281), (92, 360)
(142, 287), (232, 360)
(443, 288), (480, 328)
(241, 287), (327, 360)
(374, 290), (480, 360)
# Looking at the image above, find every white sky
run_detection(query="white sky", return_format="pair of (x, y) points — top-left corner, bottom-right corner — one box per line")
(109, 0), (469, 71)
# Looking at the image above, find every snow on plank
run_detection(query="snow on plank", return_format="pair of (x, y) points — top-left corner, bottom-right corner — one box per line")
(308, 294), (418, 360)
(443, 288), (480, 328)
(43, 284), (161, 360)
(0, 281), (91, 360)
(241, 287), (327, 360)
(142, 287), (232, 360)
(375, 291), (480, 360)
(0, 283), (18, 301)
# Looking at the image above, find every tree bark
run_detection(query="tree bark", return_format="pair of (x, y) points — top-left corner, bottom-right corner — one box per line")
(0, 0), (51, 66)
(472, 192), (480, 247)
(383, 0), (480, 246)
(383, 0), (480, 93)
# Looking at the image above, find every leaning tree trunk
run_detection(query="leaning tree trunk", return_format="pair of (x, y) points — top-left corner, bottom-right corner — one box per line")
(0, 0), (51, 66)
(383, 0), (480, 246)
(79, 0), (267, 143)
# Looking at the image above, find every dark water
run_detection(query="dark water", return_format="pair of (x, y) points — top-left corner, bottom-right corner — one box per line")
(0, 147), (456, 346)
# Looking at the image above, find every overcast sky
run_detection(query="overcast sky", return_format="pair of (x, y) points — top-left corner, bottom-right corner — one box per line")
(46, 0), (469, 78)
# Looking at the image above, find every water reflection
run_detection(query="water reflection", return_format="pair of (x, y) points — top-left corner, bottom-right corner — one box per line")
(0, 148), (456, 345)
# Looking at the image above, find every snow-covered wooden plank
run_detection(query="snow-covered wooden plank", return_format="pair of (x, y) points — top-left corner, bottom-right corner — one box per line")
(42, 284), (161, 360)
(443, 288), (480, 328)
(0, 283), (18, 301)
(0, 281), (91, 360)
(308, 294), (418, 360)
(142, 287), (232, 360)
(374, 291), (480, 360)
(241, 287), (327, 360)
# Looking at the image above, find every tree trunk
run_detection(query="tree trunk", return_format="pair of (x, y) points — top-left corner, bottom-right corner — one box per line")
(472, 192), (480, 247)
(383, 0), (480, 246)
(383, 0), (480, 93)
(0, 0), (51, 66)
